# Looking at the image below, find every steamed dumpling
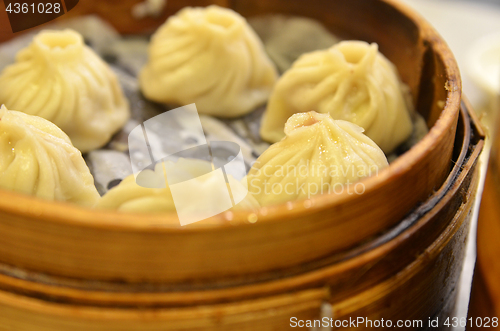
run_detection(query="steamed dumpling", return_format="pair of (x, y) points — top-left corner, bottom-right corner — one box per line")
(260, 41), (413, 154)
(140, 5), (278, 117)
(248, 111), (388, 206)
(0, 29), (130, 153)
(97, 159), (260, 214)
(0, 105), (100, 206)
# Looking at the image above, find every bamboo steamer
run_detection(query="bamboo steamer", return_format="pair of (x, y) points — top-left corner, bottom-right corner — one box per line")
(0, 0), (462, 285)
(0, 0), (484, 329)
(0, 100), (483, 330)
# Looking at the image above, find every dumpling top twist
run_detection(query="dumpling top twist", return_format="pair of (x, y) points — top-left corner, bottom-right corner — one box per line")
(248, 111), (388, 206)
(0, 105), (100, 206)
(260, 41), (413, 154)
(0, 29), (130, 153)
(140, 5), (278, 118)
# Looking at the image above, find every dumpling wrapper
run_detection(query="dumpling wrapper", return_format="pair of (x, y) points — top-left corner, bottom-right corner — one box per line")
(0, 105), (100, 206)
(248, 111), (388, 206)
(97, 158), (260, 216)
(260, 41), (413, 154)
(140, 5), (278, 118)
(0, 29), (130, 153)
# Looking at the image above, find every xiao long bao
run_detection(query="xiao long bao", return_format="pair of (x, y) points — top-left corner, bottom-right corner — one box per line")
(247, 111), (388, 206)
(140, 5), (278, 118)
(0, 29), (130, 153)
(0, 106), (100, 206)
(260, 41), (413, 154)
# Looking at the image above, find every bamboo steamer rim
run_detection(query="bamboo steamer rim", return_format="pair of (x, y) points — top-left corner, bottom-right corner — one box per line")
(0, 0), (461, 232)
